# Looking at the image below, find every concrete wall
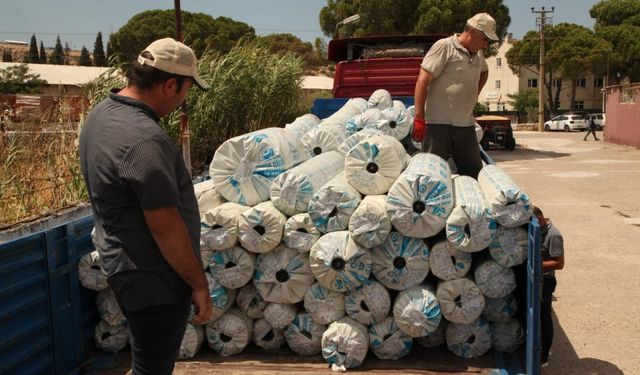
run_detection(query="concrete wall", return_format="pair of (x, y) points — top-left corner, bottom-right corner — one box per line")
(604, 84), (640, 147)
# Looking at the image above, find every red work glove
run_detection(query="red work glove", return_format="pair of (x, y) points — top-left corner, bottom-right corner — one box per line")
(412, 117), (427, 142)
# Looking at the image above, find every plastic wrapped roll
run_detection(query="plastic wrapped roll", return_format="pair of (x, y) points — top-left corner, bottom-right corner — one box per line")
(446, 175), (496, 253)
(210, 127), (310, 206)
(238, 201), (286, 254)
(283, 213), (322, 253)
(478, 164), (533, 228)
(201, 202), (249, 251)
(301, 122), (352, 156)
(386, 153), (454, 238)
(253, 244), (315, 304)
(474, 259), (517, 299)
(345, 279), (391, 325)
(324, 98), (368, 127)
(253, 318), (285, 350)
(178, 323), (205, 359)
(263, 302), (297, 330)
(304, 282), (346, 325)
(94, 320), (128, 353)
(194, 179), (225, 218)
(378, 107), (412, 140)
(429, 238), (472, 281)
(78, 250), (108, 291)
(436, 278), (485, 325)
(309, 231), (371, 292)
(199, 272), (237, 324)
(285, 113), (320, 138)
(338, 127), (384, 156)
(348, 195), (391, 249)
(344, 135), (408, 195)
(491, 318), (524, 353)
(206, 308), (252, 356)
(483, 295), (518, 323)
(285, 312), (326, 356)
(270, 151), (345, 216)
(446, 317), (492, 358)
(236, 283), (267, 319)
(209, 246), (255, 289)
(368, 89), (393, 110)
(369, 316), (413, 360)
(308, 173), (362, 233)
(96, 288), (125, 326)
(345, 109), (387, 134)
(489, 226), (528, 268)
(392, 100), (407, 111)
(321, 317), (369, 370)
(475, 124), (484, 143)
(371, 231), (430, 291)
(415, 320), (446, 348)
(393, 285), (441, 337)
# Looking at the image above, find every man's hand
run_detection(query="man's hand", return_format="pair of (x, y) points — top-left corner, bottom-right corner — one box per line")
(190, 287), (212, 325)
(412, 117), (427, 142)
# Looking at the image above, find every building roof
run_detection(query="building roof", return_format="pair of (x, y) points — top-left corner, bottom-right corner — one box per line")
(0, 62), (110, 86)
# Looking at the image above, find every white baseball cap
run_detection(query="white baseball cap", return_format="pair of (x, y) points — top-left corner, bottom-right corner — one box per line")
(137, 37), (209, 90)
(467, 13), (499, 41)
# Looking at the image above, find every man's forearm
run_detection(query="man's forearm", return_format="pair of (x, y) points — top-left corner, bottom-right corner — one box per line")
(414, 69), (432, 119)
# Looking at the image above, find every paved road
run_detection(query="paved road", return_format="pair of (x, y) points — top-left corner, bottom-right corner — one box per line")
(489, 130), (640, 375)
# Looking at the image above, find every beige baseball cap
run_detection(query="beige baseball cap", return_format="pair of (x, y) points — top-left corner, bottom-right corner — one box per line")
(137, 37), (209, 90)
(467, 13), (499, 41)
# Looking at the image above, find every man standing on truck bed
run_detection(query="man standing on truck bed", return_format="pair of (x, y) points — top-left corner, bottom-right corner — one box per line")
(79, 38), (212, 375)
(412, 12), (499, 179)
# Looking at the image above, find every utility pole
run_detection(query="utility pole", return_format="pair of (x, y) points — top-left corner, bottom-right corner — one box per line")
(532, 6), (554, 132)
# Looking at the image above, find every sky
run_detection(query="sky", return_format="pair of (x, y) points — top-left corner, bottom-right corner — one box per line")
(0, 0), (601, 50)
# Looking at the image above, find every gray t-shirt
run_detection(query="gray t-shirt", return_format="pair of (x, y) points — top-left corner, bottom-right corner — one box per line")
(541, 220), (564, 277)
(79, 91), (201, 310)
(420, 34), (488, 127)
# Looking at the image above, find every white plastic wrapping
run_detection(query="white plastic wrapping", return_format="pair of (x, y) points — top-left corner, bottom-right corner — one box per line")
(483, 294), (518, 323)
(263, 302), (297, 330)
(367, 89), (393, 110)
(285, 312), (326, 356)
(94, 320), (128, 353)
(270, 151), (345, 216)
(308, 173), (362, 233)
(344, 279), (391, 325)
(321, 317), (369, 370)
(489, 225), (528, 268)
(205, 308), (253, 356)
(238, 201), (286, 254)
(194, 179), (225, 218)
(210, 127), (310, 206)
(178, 323), (205, 359)
(96, 288), (126, 326)
(301, 122), (352, 156)
(491, 318), (524, 353)
(209, 246), (255, 289)
(446, 175), (496, 253)
(446, 317), (492, 358)
(386, 153), (454, 238)
(235, 283), (267, 319)
(309, 231), (371, 292)
(478, 164), (533, 228)
(344, 134), (408, 195)
(78, 250), (108, 291)
(253, 244), (315, 304)
(253, 318), (286, 350)
(429, 238), (472, 281)
(285, 113), (320, 138)
(378, 107), (412, 140)
(200, 272), (237, 324)
(338, 127), (385, 157)
(436, 278), (485, 325)
(348, 195), (391, 249)
(201, 202), (249, 251)
(371, 231), (430, 291)
(304, 282), (346, 325)
(283, 213), (322, 253)
(368, 316), (413, 360)
(392, 100), (407, 111)
(415, 320), (446, 348)
(393, 285), (441, 338)
(325, 98), (368, 127)
(474, 259), (517, 299)
(345, 109), (387, 134)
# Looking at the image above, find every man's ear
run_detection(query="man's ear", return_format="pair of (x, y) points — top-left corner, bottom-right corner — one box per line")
(162, 77), (178, 94)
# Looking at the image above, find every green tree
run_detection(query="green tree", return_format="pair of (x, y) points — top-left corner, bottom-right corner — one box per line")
(106, 41), (113, 64)
(590, 0), (640, 27)
(0, 64), (47, 94)
(313, 37), (329, 64)
(507, 90), (539, 122)
(254, 33), (322, 68)
(28, 34), (39, 63)
(50, 36), (65, 64)
(93, 32), (107, 66)
(39, 41), (47, 63)
(78, 46), (92, 66)
(64, 42), (71, 65)
(2, 49), (13, 62)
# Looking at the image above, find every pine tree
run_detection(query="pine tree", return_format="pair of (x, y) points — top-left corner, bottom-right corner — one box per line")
(39, 42), (47, 64)
(50, 36), (65, 64)
(93, 31), (106, 66)
(78, 46), (92, 66)
(28, 34), (39, 63)
(2, 49), (13, 62)
(64, 42), (71, 65)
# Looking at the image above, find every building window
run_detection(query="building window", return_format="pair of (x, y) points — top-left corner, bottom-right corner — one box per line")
(576, 78), (586, 87)
(552, 78), (562, 87)
(497, 102), (506, 111)
(527, 79), (538, 88)
(495, 80), (501, 89)
(621, 87), (637, 104)
(496, 57), (502, 68)
(574, 101), (584, 109)
(594, 77), (604, 87)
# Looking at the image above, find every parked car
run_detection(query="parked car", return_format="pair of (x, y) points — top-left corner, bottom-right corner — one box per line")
(585, 113), (606, 130)
(544, 114), (587, 132)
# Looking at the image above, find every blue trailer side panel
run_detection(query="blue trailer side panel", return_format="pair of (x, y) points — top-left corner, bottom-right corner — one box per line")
(311, 97), (415, 120)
